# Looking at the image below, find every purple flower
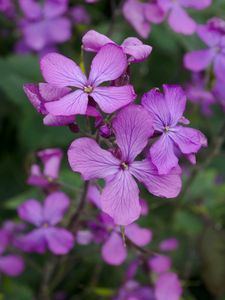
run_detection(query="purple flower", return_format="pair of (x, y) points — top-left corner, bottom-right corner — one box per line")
(122, 0), (164, 39)
(19, 0), (71, 52)
(158, 0), (211, 35)
(27, 148), (63, 188)
(148, 255), (172, 273)
(184, 18), (225, 82)
(40, 44), (136, 116)
(71, 5), (90, 25)
(159, 238), (179, 251)
(17, 192), (74, 255)
(0, 230), (24, 277)
(142, 85), (207, 175)
(23, 83), (75, 126)
(82, 30), (152, 63)
(68, 105), (182, 225)
(0, 0), (15, 18)
(155, 272), (182, 300)
(114, 280), (155, 300)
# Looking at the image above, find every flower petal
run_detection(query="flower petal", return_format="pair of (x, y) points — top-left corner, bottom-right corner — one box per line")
(40, 53), (87, 88)
(44, 0), (68, 18)
(19, 0), (41, 19)
(184, 48), (215, 72)
(214, 53), (225, 83)
(149, 255), (172, 274)
(159, 238), (179, 251)
(18, 199), (43, 226)
(39, 83), (71, 102)
(150, 134), (178, 175)
(88, 44), (127, 86)
(101, 170), (141, 226)
(91, 85), (136, 114)
(45, 227), (74, 255)
(87, 185), (102, 209)
(130, 160), (182, 198)
(180, 0), (211, 10)
(144, 3), (165, 24)
(121, 37), (152, 63)
(45, 90), (89, 116)
(68, 138), (120, 180)
(101, 232), (127, 265)
(112, 104), (153, 162)
(16, 228), (47, 253)
(82, 30), (113, 52)
(46, 18), (71, 44)
(197, 24), (221, 47)
(43, 192), (70, 225)
(38, 148), (63, 179)
(43, 114), (75, 126)
(0, 255), (24, 277)
(155, 272), (182, 300)
(125, 223), (152, 246)
(23, 21), (47, 51)
(23, 84), (46, 114)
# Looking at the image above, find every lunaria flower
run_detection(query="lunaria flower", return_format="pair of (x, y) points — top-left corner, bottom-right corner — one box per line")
(17, 192), (74, 255)
(68, 105), (182, 225)
(27, 148), (63, 188)
(184, 18), (225, 82)
(71, 5), (90, 25)
(155, 272), (182, 300)
(148, 255), (172, 274)
(40, 44), (136, 116)
(142, 85), (207, 175)
(159, 237), (179, 251)
(82, 30), (152, 63)
(114, 280), (155, 300)
(0, 229), (24, 277)
(158, 0), (211, 35)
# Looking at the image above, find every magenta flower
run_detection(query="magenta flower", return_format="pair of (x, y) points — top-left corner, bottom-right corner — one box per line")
(17, 192), (74, 255)
(0, 230), (24, 277)
(27, 148), (63, 188)
(158, 0), (211, 35)
(155, 272), (182, 300)
(142, 85), (207, 175)
(68, 105), (182, 225)
(148, 255), (172, 274)
(19, 0), (71, 52)
(114, 280), (155, 300)
(184, 18), (225, 82)
(159, 238), (179, 251)
(71, 5), (90, 25)
(40, 44), (135, 116)
(82, 30), (152, 63)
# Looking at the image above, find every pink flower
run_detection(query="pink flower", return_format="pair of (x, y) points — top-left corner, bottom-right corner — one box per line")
(148, 255), (172, 273)
(155, 272), (182, 300)
(41, 44), (136, 116)
(159, 238), (179, 251)
(68, 105), (182, 225)
(17, 192), (74, 255)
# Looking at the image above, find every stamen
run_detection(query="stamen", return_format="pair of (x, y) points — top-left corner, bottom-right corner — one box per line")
(164, 126), (170, 132)
(43, 223), (49, 228)
(84, 85), (93, 93)
(121, 162), (129, 170)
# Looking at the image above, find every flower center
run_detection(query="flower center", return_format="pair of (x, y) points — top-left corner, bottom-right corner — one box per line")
(164, 126), (170, 132)
(121, 162), (129, 170)
(42, 222), (49, 228)
(84, 85), (93, 93)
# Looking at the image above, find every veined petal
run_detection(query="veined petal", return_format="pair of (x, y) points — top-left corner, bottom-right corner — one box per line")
(39, 83), (71, 102)
(112, 105), (153, 162)
(121, 37), (152, 62)
(43, 114), (75, 126)
(101, 232), (127, 265)
(23, 84), (45, 114)
(130, 160), (182, 198)
(101, 170), (141, 226)
(40, 53), (87, 88)
(184, 48), (215, 72)
(0, 255), (24, 277)
(18, 199), (43, 226)
(45, 227), (74, 255)
(150, 134), (178, 175)
(68, 138), (120, 180)
(91, 85), (136, 114)
(88, 44), (127, 86)
(82, 30), (114, 52)
(125, 223), (152, 246)
(43, 192), (70, 225)
(45, 90), (88, 116)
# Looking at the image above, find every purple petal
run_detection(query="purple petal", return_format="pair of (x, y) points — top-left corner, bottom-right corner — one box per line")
(184, 48), (215, 72)
(19, 0), (41, 19)
(168, 4), (196, 35)
(43, 114), (75, 126)
(170, 126), (207, 154)
(150, 134), (178, 175)
(122, 0), (151, 38)
(40, 53), (87, 88)
(101, 171), (141, 225)
(121, 37), (152, 63)
(68, 138), (120, 180)
(88, 44), (127, 87)
(214, 54), (225, 83)
(112, 105), (153, 162)
(16, 228), (47, 253)
(130, 160), (182, 198)
(87, 185), (102, 209)
(101, 232), (127, 265)
(144, 3), (165, 24)
(44, 0), (68, 18)
(38, 148), (63, 179)
(27, 164), (49, 187)
(23, 84), (45, 114)
(0, 255), (24, 277)
(125, 223), (152, 246)
(149, 255), (171, 274)
(45, 90), (89, 116)
(23, 21), (47, 51)
(91, 85), (136, 114)
(155, 272), (182, 300)
(39, 83), (71, 102)
(43, 192), (70, 225)
(45, 227), (74, 255)
(76, 230), (93, 245)
(18, 199), (43, 226)
(140, 199), (149, 216)
(180, 0), (212, 10)
(82, 30), (113, 52)
(159, 238), (179, 251)
(197, 24), (221, 47)
(46, 17), (71, 44)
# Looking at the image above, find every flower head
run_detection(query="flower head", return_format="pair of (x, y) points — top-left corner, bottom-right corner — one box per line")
(17, 192), (74, 255)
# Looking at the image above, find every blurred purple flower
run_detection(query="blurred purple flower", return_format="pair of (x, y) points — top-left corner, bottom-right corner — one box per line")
(155, 272), (182, 300)
(68, 105), (182, 225)
(19, 0), (71, 52)
(149, 255), (172, 273)
(0, 0), (15, 18)
(142, 84), (207, 175)
(158, 0), (211, 35)
(0, 229), (24, 277)
(76, 230), (93, 245)
(41, 44), (136, 116)
(159, 238), (179, 251)
(184, 18), (225, 82)
(17, 192), (74, 255)
(114, 280), (155, 300)
(71, 5), (90, 25)
(82, 30), (152, 63)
